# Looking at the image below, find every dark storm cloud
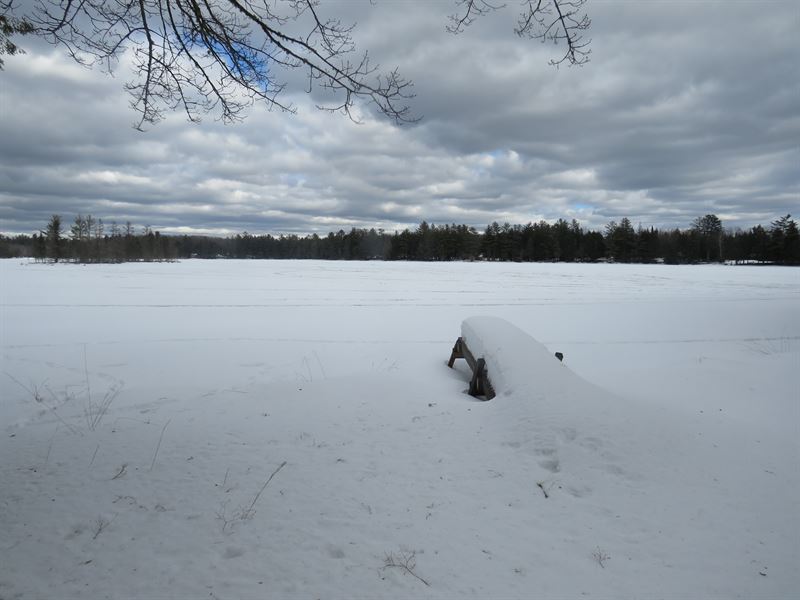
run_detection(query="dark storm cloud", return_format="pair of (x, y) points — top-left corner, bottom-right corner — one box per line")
(0, 0), (797, 236)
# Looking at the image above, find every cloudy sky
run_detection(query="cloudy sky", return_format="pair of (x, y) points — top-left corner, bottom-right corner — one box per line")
(0, 0), (798, 237)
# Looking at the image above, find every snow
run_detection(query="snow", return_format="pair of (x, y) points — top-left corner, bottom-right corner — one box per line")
(461, 315), (576, 398)
(1, 259), (798, 598)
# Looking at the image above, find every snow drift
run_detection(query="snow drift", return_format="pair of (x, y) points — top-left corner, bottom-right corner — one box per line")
(461, 315), (574, 399)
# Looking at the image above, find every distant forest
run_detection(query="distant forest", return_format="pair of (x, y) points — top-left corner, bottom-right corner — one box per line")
(1, 213), (798, 265)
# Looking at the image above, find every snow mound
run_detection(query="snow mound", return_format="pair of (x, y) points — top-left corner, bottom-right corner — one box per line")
(461, 316), (573, 399)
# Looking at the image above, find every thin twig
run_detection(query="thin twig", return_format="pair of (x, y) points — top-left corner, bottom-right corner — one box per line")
(150, 419), (171, 471)
(222, 467), (230, 489)
(92, 515), (115, 540)
(216, 500), (235, 533)
(313, 350), (327, 379)
(382, 551), (430, 587)
(44, 424), (60, 465)
(592, 546), (610, 568)
(246, 461), (287, 514)
(83, 343), (92, 414)
(82, 347), (121, 431)
(537, 481), (549, 499)
(5, 373), (82, 435)
(89, 443), (100, 467)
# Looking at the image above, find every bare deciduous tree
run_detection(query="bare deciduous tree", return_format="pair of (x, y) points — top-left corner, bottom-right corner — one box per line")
(2, 0), (591, 128)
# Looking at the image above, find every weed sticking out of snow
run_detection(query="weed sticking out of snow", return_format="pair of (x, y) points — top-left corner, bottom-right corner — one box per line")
(5, 345), (123, 435)
(216, 461), (287, 533)
(382, 550), (431, 587)
(80, 345), (122, 432)
(592, 546), (611, 569)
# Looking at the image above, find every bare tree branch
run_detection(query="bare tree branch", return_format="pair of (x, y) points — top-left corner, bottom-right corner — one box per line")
(447, 0), (506, 34)
(2, 0), (591, 127)
(18, 0), (416, 127)
(449, 0), (590, 66)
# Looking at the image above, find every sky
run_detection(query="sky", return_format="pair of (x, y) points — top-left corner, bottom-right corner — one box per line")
(0, 0), (798, 237)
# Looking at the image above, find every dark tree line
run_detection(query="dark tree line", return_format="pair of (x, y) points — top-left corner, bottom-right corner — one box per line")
(1, 213), (798, 265)
(1, 215), (178, 262)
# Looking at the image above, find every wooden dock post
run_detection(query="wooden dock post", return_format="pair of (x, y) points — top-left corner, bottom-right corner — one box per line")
(448, 336), (495, 400)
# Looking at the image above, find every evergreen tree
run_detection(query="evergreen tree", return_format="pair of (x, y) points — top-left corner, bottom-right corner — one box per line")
(483, 222), (501, 260)
(750, 225), (770, 262)
(44, 214), (63, 262)
(606, 218), (636, 262)
(769, 215), (800, 264)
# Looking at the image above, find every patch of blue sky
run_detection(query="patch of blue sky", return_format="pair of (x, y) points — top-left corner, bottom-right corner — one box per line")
(179, 32), (272, 94)
(280, 173), (307, 186)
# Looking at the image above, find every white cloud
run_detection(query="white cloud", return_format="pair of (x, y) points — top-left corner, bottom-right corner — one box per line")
(75, 171), (153, 186)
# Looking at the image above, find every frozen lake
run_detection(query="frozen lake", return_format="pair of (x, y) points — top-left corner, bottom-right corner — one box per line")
(1, 259), (798, 598)
(3, 260), (796, 419)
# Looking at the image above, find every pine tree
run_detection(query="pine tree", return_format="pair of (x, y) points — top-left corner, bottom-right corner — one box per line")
(44, 214), (63, 262)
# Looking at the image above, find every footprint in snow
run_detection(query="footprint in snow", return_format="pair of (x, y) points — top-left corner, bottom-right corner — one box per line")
(222, 547), (245, 559)
(539, 457), (561, 473)
(326, 544), (346, 559)
(535, 447), (561, 473)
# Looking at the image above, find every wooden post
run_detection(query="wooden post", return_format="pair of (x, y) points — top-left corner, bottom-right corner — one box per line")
(448, 337), (464, 368)
(469, 358), (486, 396)
(448, 336), (495, 400)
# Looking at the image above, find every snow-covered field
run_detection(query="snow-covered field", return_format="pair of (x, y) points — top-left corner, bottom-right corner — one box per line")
(1, 259), (798, 599)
